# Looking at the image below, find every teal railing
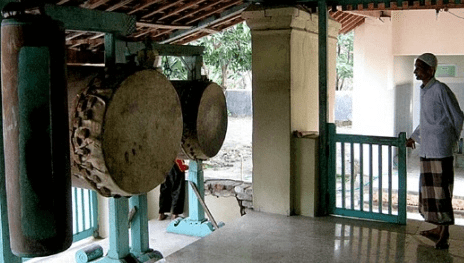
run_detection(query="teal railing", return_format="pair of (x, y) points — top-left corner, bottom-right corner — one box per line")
(71, 187), (98, 242)
(21, 187), (98, 262)
(328, 123), (407, 224)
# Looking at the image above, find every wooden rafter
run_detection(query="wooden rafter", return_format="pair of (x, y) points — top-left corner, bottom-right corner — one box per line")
(186, 0), (243, 25)
(128, 0), (164, 14)
(341, 17), (365, 33)
(90, 33), (105, 39)
(136, 21), (192, 29)
(157, 0), (207, 21)
(66, 32), (87, 41)
(133, 28), (155, 38)
(151, 29), (174, 38)
(67, 38), (104, 45)
(81, 0), (112, 9)
(57, 0), (72, 4)
(106, 0), (136, 11)
(141, 1), (181, 19)
(171, 0), (223, 23)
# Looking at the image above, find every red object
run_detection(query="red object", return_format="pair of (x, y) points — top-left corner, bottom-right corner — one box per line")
(175, 159), (188, 172)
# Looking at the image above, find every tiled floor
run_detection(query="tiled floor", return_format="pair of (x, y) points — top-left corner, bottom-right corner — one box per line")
(26, 218), (200, 263)
(24, 210), (464, 263)
(166, 211), (464, 263)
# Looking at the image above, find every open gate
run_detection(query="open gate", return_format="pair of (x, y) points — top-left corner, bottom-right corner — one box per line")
(327, 123), (407, 224)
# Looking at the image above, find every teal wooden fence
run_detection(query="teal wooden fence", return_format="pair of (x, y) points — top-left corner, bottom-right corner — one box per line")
(21, 187), (98, 262)
(328, 123), (407, 224)
(71, 187), (98, 242)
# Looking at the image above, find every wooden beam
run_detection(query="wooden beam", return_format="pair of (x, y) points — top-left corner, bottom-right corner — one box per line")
(160, 3), (248, 44)
(172, 0), (223, 24)
(186, 0), (243, 25)
(106, 0), (135, 11)
(200, 27), (219, 34)
(81, 0), (112, 9)
(67, 38), (104, 45)
(66, 32), (86, 41)
(57, 0), (71, 4)
(141, 1), (180, 19)
(340, 16), (364, 33)
(136, 21), (192, 29)
(157, 0), (207, 21)
(128, 0), (164, 14)
(133, 28), (154, 38)
(90, 33), (105, 39)
(151, 29), (174, 38)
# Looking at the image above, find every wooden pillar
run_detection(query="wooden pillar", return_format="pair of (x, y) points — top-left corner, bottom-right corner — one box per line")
(243, 5), (339, 215)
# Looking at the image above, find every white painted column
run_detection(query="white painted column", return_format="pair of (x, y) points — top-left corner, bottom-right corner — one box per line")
(243, 5), (339, 215)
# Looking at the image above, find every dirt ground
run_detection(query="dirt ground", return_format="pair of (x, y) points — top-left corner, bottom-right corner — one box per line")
(202, 116), (253, 182)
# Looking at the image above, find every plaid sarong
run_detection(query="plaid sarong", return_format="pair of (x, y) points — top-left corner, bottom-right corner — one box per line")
(419, 157), (454, 225)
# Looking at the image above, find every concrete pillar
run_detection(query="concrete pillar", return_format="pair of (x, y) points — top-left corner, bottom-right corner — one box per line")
(243, 5), (339, 215)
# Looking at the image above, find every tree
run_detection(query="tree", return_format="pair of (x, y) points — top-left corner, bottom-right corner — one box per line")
(193, 22), (251, 89)
(336, 31), (354, 91)
(161, 22), (252, 89)
(160, 56), (188, 80)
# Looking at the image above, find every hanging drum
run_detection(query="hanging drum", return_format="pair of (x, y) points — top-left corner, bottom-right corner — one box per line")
(1, 12), (72, 257)
(171, 81), (228, 160)
(69, 67), (183, 197)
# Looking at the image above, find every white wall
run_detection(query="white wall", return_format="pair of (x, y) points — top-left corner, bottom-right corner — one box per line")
(392, 9), (464, 56)
(353, 18), (395, 136)
(354, 9), (464, 137)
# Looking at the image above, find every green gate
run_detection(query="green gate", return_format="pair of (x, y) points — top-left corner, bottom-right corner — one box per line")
(327, 123), (407, 224)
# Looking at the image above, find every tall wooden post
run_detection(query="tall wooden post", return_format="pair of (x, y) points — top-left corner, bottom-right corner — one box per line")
(318, 0), (329, 215)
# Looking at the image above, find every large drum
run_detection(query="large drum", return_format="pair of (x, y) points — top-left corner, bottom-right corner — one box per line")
(69, 67), (183, 197)
(172, 81), (228, 160)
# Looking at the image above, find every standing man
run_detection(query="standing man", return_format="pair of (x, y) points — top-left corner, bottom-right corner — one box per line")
(159, 159), (188, 220)
(407, 53), (464, 249)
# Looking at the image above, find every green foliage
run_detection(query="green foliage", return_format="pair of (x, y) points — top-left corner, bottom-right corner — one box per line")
(336, 31), (354, 90)
(160, 23), (251, 89)
(193, 22), (251, 89)
(160, 23), (251, 88)
(161, 56), (188, 80)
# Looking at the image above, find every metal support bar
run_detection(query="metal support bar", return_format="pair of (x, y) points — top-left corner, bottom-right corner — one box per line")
(167, 160), (224, 237)
(188, 181), (219, 229)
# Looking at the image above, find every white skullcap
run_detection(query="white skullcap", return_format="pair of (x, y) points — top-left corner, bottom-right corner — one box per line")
(417, 53), (438, 70)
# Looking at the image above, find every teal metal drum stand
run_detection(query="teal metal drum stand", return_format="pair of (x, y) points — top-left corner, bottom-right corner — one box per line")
(167, 160), (224, 237)
(76, 195), (163, 263)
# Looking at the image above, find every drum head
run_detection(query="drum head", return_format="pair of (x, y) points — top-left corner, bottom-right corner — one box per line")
(197, 82), (228, 158)
(102, 70), (182, 194)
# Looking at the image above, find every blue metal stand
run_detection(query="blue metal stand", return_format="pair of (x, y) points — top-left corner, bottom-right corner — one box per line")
(129, 195), (163, 262)
(76, 195), (163, 263)
(167, 160), (224, 237)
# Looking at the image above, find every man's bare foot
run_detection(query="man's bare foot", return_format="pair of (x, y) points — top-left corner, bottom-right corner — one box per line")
(420, 227), (441, 240)
(435, 226), (450, 250)
(172, 214), (179, 219)
(159, 213), (168, 220)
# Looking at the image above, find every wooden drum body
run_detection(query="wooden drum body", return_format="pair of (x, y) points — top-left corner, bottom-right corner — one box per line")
(69, 67), (183, 197)
(172, 81), (228, 160)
